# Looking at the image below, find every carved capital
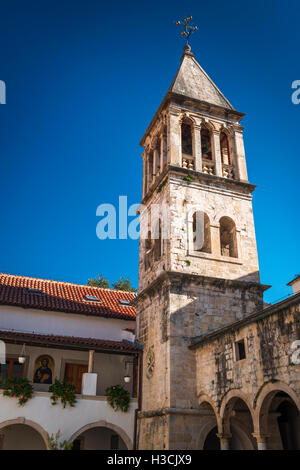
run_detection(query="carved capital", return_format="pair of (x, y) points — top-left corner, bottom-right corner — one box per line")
(252, 433), (270, 443)
(169, 105), (181, 117)
(232, 124), (244, 133)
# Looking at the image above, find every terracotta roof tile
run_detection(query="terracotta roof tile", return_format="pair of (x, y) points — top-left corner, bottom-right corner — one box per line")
(0, 329), (140, 352)
(0, 273), (136, 321)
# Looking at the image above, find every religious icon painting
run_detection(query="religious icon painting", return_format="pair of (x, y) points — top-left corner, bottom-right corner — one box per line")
(33, 355), (54, 384)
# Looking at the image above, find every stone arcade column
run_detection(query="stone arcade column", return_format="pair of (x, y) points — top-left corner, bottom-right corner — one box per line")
(153, 147), (157, 179)
(193, 124), (202, 172)
(169, 109), (181, 167)
(212, 130), (223, 177)
(146, 149), (152, 188)
(253, 434), (268, 450)
(142, 152), (147, 198)
(210, 224), (221, 256)
(160, 135), (164, 171)
(234, 127), (248, 182)
(217, 434), (231, 450)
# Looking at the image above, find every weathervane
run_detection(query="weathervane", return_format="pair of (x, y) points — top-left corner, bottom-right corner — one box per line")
(174, 16), (198, 45)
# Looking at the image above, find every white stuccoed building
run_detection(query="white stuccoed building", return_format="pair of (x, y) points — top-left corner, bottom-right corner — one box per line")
(0, 273), (141, 450)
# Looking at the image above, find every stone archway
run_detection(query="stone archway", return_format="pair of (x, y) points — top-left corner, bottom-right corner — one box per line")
(229, 421), (255, 450)
(0, 418), (48, 450)
(220, 391), (256, 450)
(255, 382), (300, 450)
(69, 420), (132, 450)
(203, 425), (220, 450)
(198, 396), (221, 450)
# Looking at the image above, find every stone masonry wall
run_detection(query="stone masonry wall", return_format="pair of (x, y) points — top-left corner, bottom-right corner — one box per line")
(136, 278), (171, 412)
(138, 177), (170, 292)
(193, 299), (300, 412)
(169, 172), (260, 283)
(167, 273), (264, 410)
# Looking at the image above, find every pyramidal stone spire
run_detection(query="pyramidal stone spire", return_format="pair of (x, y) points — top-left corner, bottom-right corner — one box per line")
(168, 44), (234, 110)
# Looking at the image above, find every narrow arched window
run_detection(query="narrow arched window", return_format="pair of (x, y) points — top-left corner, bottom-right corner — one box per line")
(193, 211), (211, 253)
(181, 121), (193, 156)
(144, 155), (149, 194)
(201, 127), (212, 160)
(219, 216), (238, 258)
(154, 141), (161, 175)
(144, 230), (152, 270)
(154, 219), (162, 261)
(162, 129), (167, 167)
(148, 151), (154, 184)
(220, 132), (231, 165)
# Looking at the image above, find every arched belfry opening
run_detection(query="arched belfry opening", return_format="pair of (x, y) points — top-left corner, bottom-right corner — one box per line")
(181, 118), (194, 169)
(181, 120), (193, 156)
(219, 216), (238, 258)
(193, 211), (211, 253)
(201, 125), (212, 160)
(220, 132), (231, 165)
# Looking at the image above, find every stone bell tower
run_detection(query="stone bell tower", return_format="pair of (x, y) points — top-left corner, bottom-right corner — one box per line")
(135, 43), (268, 450)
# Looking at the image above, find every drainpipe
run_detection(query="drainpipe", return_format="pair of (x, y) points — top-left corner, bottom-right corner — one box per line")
(133, 350), (143, 450)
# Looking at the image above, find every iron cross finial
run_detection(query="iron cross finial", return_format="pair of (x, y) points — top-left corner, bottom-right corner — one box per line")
(174, 15), (198, 45)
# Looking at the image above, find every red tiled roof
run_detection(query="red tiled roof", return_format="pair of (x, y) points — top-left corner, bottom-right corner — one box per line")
(0, 273), (136, 321)
(0, 329), (140, 353)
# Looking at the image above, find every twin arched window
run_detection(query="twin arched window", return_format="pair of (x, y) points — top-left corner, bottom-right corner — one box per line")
(181, 122), (233, 168)
(181, 121), (213, 161)
(193, 213), (238, 258)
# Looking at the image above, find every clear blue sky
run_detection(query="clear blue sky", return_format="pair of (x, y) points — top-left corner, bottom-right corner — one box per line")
(0, 0), (299, 303)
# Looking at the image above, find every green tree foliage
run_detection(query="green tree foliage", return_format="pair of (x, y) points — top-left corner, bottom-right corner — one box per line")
(47, 430), (73, 450)
(87, 274), (109, 289)
(112, 277), (137, 292)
